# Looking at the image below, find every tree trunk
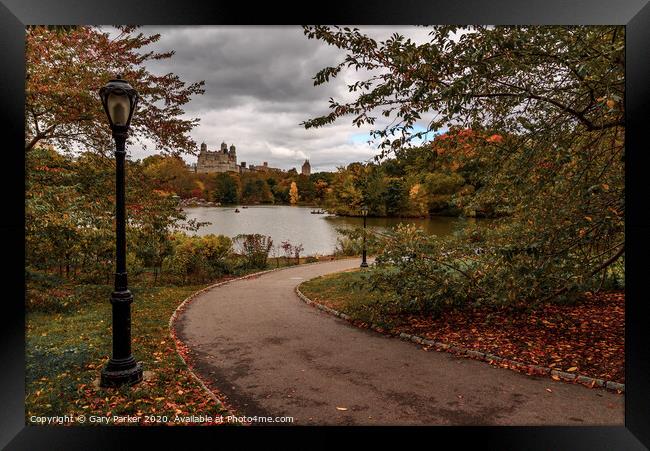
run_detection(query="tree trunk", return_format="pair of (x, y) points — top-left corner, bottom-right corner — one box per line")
(25, 125), (57, 152)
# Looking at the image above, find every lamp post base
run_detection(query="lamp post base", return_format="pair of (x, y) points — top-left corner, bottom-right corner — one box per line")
(100, 357), (143, 387)
(360, 261), (369, 268)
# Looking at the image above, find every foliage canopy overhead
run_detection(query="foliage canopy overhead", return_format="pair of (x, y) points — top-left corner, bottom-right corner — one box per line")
(303, 25), (624, 154)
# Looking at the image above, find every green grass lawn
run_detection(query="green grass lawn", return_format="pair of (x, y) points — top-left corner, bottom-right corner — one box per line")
(298, 269), (388, 326)
(26, 282), (232, 425)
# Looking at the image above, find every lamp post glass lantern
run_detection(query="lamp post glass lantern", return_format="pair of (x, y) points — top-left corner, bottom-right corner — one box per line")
(99, 76), (143, 387)
(360, 205), (369, 268)
(99, 77), (138, 130)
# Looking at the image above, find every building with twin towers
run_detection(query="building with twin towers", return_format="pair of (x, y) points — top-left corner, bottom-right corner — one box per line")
(194, 141), (311, 176)
(195, 141), (239, 173)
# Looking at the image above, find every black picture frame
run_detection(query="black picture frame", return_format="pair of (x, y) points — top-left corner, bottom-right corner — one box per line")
(2, 0), (648, 448)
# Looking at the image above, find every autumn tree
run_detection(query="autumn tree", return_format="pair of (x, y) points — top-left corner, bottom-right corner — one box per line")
(313, 179), (330, 205)
(289, 181), (299, 205)
(241, 173), (274, 204)
(271, 180), (290, 204)
(304, 26), (625, 305)
(25, 146), (84, 278)
(142, 154), (195, 197)
(326, 168), (363, 215)
(212, 173), (240, 204)
(25, 26), (205, 154)
(296, 175), (316, 203)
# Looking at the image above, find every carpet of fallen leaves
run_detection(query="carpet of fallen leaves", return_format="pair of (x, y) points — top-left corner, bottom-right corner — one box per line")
(394, 291), (624, 384)
(301, 272), (624, 384)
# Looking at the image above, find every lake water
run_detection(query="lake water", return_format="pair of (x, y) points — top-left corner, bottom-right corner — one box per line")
(183, 205), (477, 256)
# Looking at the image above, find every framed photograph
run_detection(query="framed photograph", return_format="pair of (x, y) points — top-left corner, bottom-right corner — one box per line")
(2, 0), (648, 448)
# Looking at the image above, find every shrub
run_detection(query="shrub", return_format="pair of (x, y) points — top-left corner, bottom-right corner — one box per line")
(162, 233), (232, 284)
(334, 236), (361, 256)
(26, 269), (112, 312)
(333, 227), (381, 257)
(233, 234), (273, 269)
(294, 243), (304, 261)
(26, 269), (71, 312)
(365, 220), (624, 317)
(27, 285), (74, 312)
(26, 268), (65, 289)
(126, 252), (146, 277)
(280, 240), (305, 265)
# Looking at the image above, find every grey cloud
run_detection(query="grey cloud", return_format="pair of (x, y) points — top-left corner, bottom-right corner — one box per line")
(142, 26), (345, 112)
(130, 25), (434, 171)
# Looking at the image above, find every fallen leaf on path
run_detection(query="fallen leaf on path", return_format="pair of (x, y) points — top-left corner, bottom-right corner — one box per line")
(336, 407), (348, 411)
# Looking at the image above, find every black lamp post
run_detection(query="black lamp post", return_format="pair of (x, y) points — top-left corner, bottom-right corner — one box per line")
(360, 205), (369, 268)
(99, 76), (143, 387)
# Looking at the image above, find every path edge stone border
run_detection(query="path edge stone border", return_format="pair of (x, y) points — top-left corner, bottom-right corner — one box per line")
(295, 284), (625, 394)
(168, 258), (359, 415)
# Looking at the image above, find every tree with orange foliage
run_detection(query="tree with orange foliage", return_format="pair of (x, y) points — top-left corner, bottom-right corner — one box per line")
(25, 26), (205, 154)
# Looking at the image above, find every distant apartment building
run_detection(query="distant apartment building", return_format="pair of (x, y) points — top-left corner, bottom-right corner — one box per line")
(195, 142), (238, 173)
(193, 141), (308, 175)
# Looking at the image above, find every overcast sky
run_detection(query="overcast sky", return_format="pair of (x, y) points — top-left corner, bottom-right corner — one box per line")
(135, 26), (436, 172)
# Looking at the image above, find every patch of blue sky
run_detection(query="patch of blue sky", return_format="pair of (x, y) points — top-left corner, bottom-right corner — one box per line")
(348, 124), (448, 146)
(349, 132), (374, 144)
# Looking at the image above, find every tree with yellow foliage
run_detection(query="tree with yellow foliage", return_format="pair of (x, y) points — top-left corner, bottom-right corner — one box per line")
(408, 183), (428, 217)
(289, 181), (299, 205)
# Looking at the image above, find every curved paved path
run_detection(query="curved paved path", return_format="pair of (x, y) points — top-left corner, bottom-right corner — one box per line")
(175, 259), (623, 425)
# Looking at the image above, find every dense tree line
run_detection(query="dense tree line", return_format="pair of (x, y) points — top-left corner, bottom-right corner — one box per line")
(140, 145), (489, 218)
(140, 153), (334, 206)
(323, 139), (484, 218)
